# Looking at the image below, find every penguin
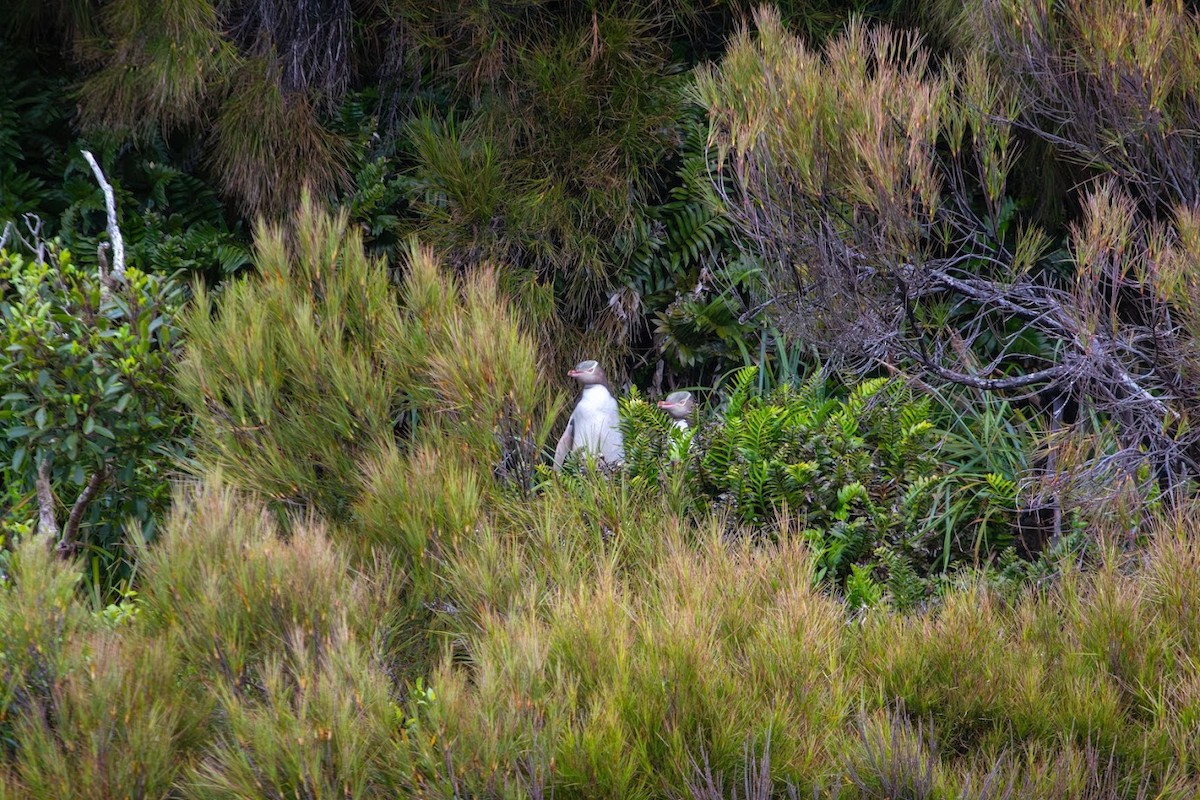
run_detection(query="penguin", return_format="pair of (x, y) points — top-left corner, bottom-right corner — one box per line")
(656, 391), (696, 430)
(553, 360), (625, 470)
(657, 390), (696, 463)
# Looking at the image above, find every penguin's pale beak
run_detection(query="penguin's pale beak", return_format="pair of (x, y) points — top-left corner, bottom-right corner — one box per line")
(657, 400), (672, 409)
(568, 369), (581, 378)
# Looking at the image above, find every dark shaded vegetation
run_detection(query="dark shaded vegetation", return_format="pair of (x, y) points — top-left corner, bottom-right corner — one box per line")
(5, 0), (1200, 796)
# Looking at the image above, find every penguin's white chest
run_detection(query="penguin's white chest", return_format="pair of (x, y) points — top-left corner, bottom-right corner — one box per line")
(571, 385), (624, 463)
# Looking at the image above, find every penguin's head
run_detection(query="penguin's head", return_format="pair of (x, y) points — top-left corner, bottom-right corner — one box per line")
(657, 390), (695, 420)
(568, 359), (607, 386)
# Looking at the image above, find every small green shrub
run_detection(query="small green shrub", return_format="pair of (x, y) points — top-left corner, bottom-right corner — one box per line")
(617, 387), (695, 515)
(188, 630), (402, 800)
(625, 368), (945, 584)
(8, 632), (201, 799)
(0, 242), (187, 573)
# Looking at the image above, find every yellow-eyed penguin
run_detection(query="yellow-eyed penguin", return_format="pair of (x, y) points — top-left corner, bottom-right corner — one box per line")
(657, 390), (696, 463)
(657, 391), (695, 430)
(553, 360), (624, 470)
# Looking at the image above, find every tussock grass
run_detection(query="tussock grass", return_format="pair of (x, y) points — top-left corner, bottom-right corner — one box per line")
(134, 478), (400, 690)
(397, 481), (1200, 797)
(4, 474), (1200, 795)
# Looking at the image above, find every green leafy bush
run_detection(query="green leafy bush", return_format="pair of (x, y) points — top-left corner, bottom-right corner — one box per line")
(0, 242), (189, 570)
(695, 369), (944, 582)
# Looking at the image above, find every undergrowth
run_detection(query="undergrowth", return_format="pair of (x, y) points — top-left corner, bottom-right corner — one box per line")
(2, 478), (1200, 797)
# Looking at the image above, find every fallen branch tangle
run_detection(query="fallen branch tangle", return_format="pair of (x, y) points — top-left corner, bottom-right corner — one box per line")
(698, 11), (1200, 502)
(761, 186), (1193, 495)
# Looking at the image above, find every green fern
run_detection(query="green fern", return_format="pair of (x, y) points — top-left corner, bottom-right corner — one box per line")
(619, 388), (676, 484)
(725, 366), (759, 417)
(845, 562), (884, 610)
(875, 546), (927, 612)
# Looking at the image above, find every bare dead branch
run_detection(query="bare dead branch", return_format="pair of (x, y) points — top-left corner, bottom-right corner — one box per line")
(919, 362), (1068, 392)
(35, 459), (60, 539)
(81, 149), (125, 281)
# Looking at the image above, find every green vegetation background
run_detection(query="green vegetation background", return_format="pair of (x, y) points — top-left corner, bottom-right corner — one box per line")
(3, 0), (1200, 796)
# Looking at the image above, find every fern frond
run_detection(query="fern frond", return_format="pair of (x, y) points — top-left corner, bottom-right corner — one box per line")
(726, 365), (758, 416)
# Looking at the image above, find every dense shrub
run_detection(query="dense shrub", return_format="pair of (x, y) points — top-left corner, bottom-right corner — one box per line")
(0, 535), (95, 752)
(621, 367), (1030, 588)
(135, 479), (398, 688)
(0, 241), (189, 573)
(176, 196), (412, 521)
(187, 631), (403, 799)
(8, 633), (199, 798)
(397, 239), (564, 486)
(180, 200), (562, 585)
(354, 442), (484, 586)
(0, 478), (411, 797)
(2, 429), (1200, 796)
(399, 505), (1200, 797)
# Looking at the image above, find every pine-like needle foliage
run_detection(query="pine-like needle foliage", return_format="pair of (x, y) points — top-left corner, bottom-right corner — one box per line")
(176, 193), (411, 520)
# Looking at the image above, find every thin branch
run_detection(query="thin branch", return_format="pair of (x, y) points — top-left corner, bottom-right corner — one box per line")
(58, 469), (107, 556)
(918, 361), (1068, 392)
(36, 459), (60, 539)
(23, 214), (44, 266)
(81, 150), (125, 281)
